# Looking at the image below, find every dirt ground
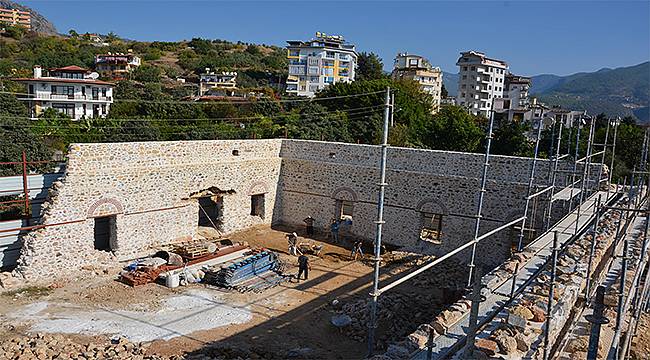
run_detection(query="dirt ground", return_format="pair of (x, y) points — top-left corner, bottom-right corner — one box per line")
(631, 313), (650, 359)
(0, 225), (465, 359)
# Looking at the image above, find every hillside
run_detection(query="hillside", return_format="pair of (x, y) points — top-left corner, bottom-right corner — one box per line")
(0, 0), (57, 35)
(442, 63), (649, 122)
(535, 62), (649, 122)
(0, 31), (288, 92)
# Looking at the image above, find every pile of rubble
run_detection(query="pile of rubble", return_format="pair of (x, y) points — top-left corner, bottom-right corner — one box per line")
(337, 258), (466, 351)
(0, 333), (282, 360)
(0, 333), (161, 360)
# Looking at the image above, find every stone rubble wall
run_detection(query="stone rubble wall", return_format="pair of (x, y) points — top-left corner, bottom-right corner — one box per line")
(13, 139), (601, 280)
(16, 140), (283, 279)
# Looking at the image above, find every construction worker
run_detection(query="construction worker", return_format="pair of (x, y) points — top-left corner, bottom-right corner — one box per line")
(351, 241), (364, 260)
(297, 254), (311, 281)
(303, 216), (315, 237)
(330, 218), (341, 244)
(286, 232), (299, 256)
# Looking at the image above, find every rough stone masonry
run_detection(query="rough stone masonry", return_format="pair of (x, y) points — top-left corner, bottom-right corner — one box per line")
(14, 139), (593, 279)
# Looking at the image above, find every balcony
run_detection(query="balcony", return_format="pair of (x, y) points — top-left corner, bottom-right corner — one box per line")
(288, 65), (306, 75)
(25, 94), (113, 102)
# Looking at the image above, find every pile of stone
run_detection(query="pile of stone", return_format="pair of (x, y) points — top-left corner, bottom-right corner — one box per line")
(0, 333), (160, 360)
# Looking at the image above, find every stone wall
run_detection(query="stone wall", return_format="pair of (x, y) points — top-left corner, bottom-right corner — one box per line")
(17, 140), (283, 278)
(277, 140), (588, 270)
(15, 139), (599, 279)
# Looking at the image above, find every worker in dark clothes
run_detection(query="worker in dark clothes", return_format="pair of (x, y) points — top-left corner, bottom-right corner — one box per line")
(297, 254), (311, 281)
(303, 216), (315, 237)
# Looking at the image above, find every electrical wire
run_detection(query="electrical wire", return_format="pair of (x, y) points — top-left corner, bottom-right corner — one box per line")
(0, 89), (386, 104)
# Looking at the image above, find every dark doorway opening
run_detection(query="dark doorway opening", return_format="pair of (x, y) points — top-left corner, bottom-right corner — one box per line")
(250, 194), (265, 217)
(94, 216), (115, 251)
(198, 196), (222, 227)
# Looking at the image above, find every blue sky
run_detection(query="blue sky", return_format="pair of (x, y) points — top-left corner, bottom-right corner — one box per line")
(19, 0), (650, 76)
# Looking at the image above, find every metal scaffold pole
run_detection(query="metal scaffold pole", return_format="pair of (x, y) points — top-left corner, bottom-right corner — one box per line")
(575, 116), (595, 235)
(585, 194), (603, 300)
(367, 87), (391, 357)
(596, 118), (611, 195)
(466, 110), (495, 287)
(569, 119), (582, 211)
(607, 118), (620, 200)
(543, 231), (559, 360)
(516, 118), (543, 252)
(545, 120), (563, 231)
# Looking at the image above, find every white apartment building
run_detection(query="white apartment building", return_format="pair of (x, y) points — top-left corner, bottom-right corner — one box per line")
(199, 69), (238, 96)
(13, 65), (114, 120)
(286, 32), (357, 97)
(456, 51), (508, 117)
(392, 53), (443, 113)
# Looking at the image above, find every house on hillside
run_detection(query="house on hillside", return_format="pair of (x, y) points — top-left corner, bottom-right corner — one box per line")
(13, 65), (114, 120)
(199, 69), (238, 96)
(0, 7), (30, 30)
(95, 52), (141, 80)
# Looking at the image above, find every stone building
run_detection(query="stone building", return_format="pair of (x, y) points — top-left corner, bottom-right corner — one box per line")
(15, 139), (595, 279)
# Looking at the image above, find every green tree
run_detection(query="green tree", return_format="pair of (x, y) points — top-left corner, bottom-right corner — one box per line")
(356, 52), (386, 81)
(491, 122), (532, 156)
(422, 105), (484, 152)
(133, 65), (162, 83)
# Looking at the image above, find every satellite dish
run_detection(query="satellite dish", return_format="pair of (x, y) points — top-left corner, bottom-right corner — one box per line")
(88, 72), (99, 80)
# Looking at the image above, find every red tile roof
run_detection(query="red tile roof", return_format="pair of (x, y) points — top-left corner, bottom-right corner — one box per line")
(50, 65), (89, 72)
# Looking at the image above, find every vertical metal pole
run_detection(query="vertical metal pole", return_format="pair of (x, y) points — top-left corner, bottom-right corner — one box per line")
(389, 92), (395, 127)
(466, 111), (495, 287)
(569, 122), (582, 211)
(609, 119), (620, 194)
(367, 87), (391, 357)
(586, 286), (608, 359)
(543, 231), (559, 360)
(613, 200), (632, 355)
(585, 194), (603, 300)
(597, 119), (611, 194)
(546, 122), (564, 231)
(21, 150), (30, 219)
(509, 262), (520, 301)
(426, 325), (434, 360)
(462, 267), (483, 359)
(517, 119), (543, 251)
(579, 117), (595, 204)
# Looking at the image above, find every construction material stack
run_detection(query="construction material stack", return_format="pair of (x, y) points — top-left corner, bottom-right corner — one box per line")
(204, 250), (285, 292)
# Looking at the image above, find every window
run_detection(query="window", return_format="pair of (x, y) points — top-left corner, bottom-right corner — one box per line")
(420, 212), (443, 243)
(251, 194), (265, 217)
(101, 88), (107, 97)
(52, 103), (75, 117)
(92, 87), (99, 100)
(198, 196), (222, 228)
(94, 216), (116, 251)
(337, 200), (354, 220)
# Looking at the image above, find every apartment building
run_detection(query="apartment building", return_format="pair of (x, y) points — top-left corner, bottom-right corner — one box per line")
(392, 53), (443, 113)
(13, 65), (114, 120)
(0, 7), (30, 29)
(199, 69), (238, 96)
(456, 51), (508, 117)
(94, 53), (141, 80)
(286, 32), (357, 97)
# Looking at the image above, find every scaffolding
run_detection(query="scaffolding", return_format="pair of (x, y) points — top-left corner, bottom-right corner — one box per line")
(364, 99), (631, 358)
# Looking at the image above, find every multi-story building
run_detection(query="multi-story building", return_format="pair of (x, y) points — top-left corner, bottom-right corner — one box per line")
(13, 65), (114, 120)
(493, 74), (532, 124)
(456, 51), (508, 117)
(392, 53), (443, 113)
(94, 53), (141, 80)
(286, 32), (357, 97)
(0, 7), (30, 29)
(199, 69), (238, 96)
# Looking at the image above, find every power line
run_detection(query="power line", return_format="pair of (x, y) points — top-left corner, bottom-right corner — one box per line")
(0, 105), (383, 123)
(0, 90), (386, 105)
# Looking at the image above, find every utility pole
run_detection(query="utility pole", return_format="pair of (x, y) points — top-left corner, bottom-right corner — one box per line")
(466, 110), (495, 287)
(517, 117), (543, 252)
(367, 87), (391, 357)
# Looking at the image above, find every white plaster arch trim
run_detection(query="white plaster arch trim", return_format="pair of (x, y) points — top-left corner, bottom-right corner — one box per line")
(331, 187), (359, 202)
(86, 197), (125, 218)
(248, 181), (269, 195)
(416, 199), (449, 215)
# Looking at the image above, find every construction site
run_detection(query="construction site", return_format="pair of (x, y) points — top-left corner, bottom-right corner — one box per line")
(1, 90), (650, 360)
